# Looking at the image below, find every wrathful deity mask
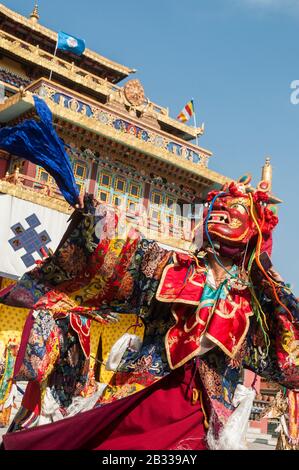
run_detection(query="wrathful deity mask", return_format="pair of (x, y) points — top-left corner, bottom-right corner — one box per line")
(202, 181), (279, 260)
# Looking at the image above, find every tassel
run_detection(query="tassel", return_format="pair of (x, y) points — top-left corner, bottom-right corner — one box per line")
(106, 333), (142, 371)
(207, 384), (256, 450)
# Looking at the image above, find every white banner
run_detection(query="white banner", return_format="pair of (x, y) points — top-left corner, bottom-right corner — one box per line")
(0, 194), (70, 279)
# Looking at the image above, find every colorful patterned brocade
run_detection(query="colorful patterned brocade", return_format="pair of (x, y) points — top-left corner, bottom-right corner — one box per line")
(0, 199), (299, 439)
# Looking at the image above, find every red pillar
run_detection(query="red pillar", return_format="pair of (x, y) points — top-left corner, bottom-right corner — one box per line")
(22, 161), (36, 187)
(244, 370), (261, 390)
(143, 181), (151, 209)
(87, 160), (98, 196)
(0, 150), (9, 178)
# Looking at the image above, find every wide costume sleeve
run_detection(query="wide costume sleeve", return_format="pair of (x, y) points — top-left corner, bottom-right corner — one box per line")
(0, 197), (111, 312)
(0, 197), (172, 318)
(0, 198), (173, 390)
(244, 283), (299, 390)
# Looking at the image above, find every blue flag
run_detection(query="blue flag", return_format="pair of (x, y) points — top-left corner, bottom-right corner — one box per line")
(57, 31), (86, 56)
(0, 96), (79, 206)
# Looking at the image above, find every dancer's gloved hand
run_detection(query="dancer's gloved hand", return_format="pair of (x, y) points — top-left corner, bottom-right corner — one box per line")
(96, 311), (120, 324)
(75, 193), (85, 209)
(259, 266), (285, 299)
(268, 267), (284, 284)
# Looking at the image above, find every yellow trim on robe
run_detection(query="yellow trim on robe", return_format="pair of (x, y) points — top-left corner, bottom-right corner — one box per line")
(0, 278), (28, 360)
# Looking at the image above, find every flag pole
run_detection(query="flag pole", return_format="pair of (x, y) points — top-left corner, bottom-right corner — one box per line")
(192, 99), (199, 146)
(49, 38), (58, 82)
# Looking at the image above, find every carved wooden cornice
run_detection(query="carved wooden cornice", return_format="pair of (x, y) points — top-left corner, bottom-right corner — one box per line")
(0, 88), (230, 187)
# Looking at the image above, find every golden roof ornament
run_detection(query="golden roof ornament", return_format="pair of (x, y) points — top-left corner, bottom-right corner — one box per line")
(124, 79), (145, 107)
(258, 156), (272, 192)
(29, 2), (40, 23)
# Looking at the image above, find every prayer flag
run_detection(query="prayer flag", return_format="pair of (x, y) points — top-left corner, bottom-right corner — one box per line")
(57, 31), (86, 56)
(177, 99), (195, 123)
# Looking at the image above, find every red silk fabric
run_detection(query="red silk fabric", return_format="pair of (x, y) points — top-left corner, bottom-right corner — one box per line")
(3, 362), (207, 450)
(158, 256), (254, 368)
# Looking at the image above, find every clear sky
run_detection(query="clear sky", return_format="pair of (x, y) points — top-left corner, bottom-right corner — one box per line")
(3, 0), (299, 293)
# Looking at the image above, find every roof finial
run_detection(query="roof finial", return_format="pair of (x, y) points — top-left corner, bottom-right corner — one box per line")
(261, 156), (273, 191)
(29, 2), (40, 23)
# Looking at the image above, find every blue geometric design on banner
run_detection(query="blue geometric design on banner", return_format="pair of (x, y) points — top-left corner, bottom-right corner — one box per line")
(9, 214), (51, 268)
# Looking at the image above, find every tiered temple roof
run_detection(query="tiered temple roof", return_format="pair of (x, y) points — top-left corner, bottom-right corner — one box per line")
(0, 3), (133, 83)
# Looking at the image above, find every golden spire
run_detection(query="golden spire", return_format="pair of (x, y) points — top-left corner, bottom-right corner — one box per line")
(261, 156), (273, 191)
(29, 2), (40, 23)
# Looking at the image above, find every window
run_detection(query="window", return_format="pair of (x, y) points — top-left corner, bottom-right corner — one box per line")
(115, 177), (126, 193)
(113, 195), (123, 207)
(151, 192), (162, 206)
(151, 209), (160, 220)
(128, 201), (136, 213)
(36, 167), (55, 185)
(130, 183), (140, 198)
(101, 173), (111, 187)
(40, 171), (49, 182)
(97, 165), (144, 211)
(75, 163), (86, 179)
(166, 197), (175, 209)
(76, 183), (83, 194)
(99, 191), (109, 202)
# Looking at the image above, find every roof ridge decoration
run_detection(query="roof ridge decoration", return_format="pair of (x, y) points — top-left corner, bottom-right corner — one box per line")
(109, 78), (204, 139)
(0, 4), (134, 76)
(29, 2), (39, 23)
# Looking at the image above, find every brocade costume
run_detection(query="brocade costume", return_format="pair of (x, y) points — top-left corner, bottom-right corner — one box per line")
(0, 185), (299, 450)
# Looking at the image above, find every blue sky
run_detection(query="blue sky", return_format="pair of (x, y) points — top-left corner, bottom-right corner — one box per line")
(3, 0), (299, 293)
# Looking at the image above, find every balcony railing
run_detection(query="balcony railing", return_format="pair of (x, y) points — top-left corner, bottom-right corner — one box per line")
(4, 168), (63, 200)
(1, 169), (196, 249)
